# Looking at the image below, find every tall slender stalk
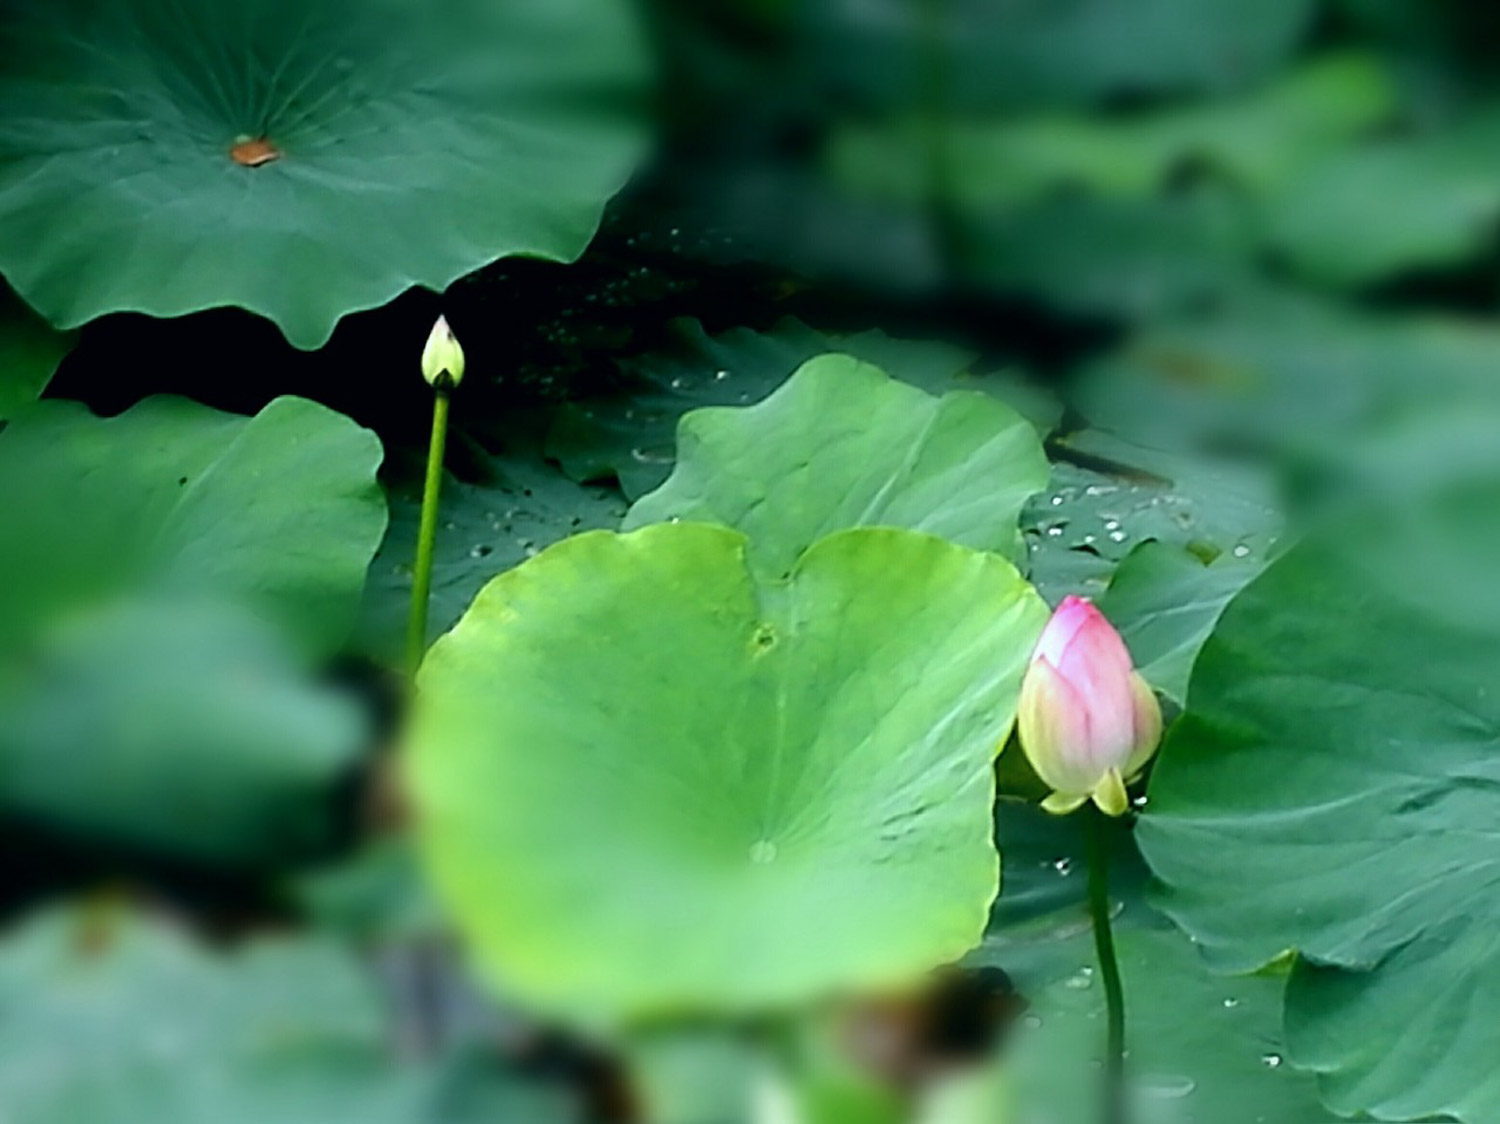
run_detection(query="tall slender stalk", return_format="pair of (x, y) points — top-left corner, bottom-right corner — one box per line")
(406, 385), (450, 677)
(1086, 804), (1128, 1124)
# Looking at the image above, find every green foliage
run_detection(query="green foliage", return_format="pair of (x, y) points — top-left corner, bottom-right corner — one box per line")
(1140, 484), (1500, 1122)
(545, 318), (1025, 500)
(976, 802), (1339, 1123)
(0, 396), (385, 863)
(0, 282), (74, 420)
(1097, 541), (1265, 703)
(408, 523), (1046, 1020)
(0, 908), (575, 1124)
(806, 0), (1317, 111)
(625, 354), (1047, 575)
(0, 0), (645, 346)
(358, 438), (626, 662)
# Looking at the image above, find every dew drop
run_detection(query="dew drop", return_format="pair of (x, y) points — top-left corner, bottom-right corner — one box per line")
(1222, 998), (1240, 1009)
(1064, 967), (1094, 990)
(1232, 544), (1251, 558)
(1135, 1074), (1196, 1101)
(1109, 529), (1128, 543)
(1052, 857), (1073, 876)
(1131, 794), (1149, 809)
(713, 369), (731, 381)
(1261, 1054), (1282, 1069)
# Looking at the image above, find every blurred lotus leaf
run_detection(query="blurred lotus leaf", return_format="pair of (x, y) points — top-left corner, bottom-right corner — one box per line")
(624, 353), (1048, 577)
(0, 0), (645, 346)
(831, 54), (1393, 208)
(804, 0), (1317, 112)
(0, 396), (386, 863)
(0, 908), (577, 1124)
(1140, 483), (1500, 1122)
(0, 282), (75, 420)
(408, 523), (1047, 1019)
(1268, 107), (1500, 286)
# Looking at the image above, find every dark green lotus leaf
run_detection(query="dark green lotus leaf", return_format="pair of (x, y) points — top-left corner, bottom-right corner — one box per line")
(0, 396), (385, 862)
(830, 54), (1391, 208)
(1097, 541), (1266, 704)
(1139, 484), (1500, 1122)
(357, 444), (626, 662)
(0, 0), (645, 347)
(1076, 288), (1500, 454)
(967, 190), (1261, 321)
(0, 599), (366, 864)
(0, 908), (577, 1124)
(545, 318), (1042, 499)
(624, 354), (1047, 579)
(804, 0), (1317, 112)
(409, 523), (1047, 1020)
(0, 395), (385, 656)
(1268, 108), (1500, 287)
(1023, 432), (1280, 603)
(0, 282), (74, 420)
(971, 802), (1339, 1124)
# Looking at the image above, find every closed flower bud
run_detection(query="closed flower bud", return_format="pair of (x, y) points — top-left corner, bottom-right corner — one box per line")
(1017, 595), (1162, 816)
(421, 315), (465, 388)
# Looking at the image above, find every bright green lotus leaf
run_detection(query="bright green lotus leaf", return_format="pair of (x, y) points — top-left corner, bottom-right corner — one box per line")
(0, 599), (366, 864)
(1096, 541), (1266, 704)
(970, 802), (1340, 1124)
(0, 395), (386, 657)
(0, 908), (578, 1124)
(1138, 484), (1500, 1122)
(409, 522), (1048, 1020)
(0, 0), (645, 347)
(623, 354), (1047, 578)
(0, 282), (75, 420)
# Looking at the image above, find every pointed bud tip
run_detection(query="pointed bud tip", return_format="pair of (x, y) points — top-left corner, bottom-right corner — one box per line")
(421, 315), (465, 388)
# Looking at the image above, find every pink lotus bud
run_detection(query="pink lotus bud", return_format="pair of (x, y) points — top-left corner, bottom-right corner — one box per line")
(1016, 595), (1162, 816)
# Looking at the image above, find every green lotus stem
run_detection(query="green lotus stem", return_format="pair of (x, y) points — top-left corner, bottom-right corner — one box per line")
(406, 387), (450, 676)
(407, 316), (465, 677)
(1086, 805), (1128, 1124)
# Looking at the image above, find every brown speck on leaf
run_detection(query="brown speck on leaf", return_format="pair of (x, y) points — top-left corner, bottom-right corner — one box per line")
(230, 136), (280, 167)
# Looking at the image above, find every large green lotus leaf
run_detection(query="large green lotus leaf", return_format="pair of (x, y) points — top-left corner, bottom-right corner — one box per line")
(970, 802), (1340, 1124)
(0, 282), (75, 420)
(0, 599), (366, 864)
(0, 395), (386, 656)
(1138, 485), (1500, 1122)
(623, 354), (1046, 578)
(0, 0), (644, 347)
(0, 909), (578, 1124)
(1096, 541), (1266, 704)
(408, 523), (1048, 1019)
